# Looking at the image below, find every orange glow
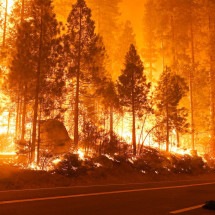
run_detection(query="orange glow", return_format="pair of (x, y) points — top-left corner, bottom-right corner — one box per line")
(77, 148), (85, 160)
(0, 0), (212, 169)
(28, 163), (41, 170)
(52, 157), (61, 165)
(0, 151), (16, 155)
(7, 0), (15, 14)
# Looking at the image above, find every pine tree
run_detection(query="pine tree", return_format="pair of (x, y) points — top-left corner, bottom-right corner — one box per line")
(98, 78), (120, 150)
(31, 0), (61, 162)
(154, 67), (188, 152)
(9, 21), (35, 142)
(117, 44), (150, 156)
(65, 0), (99, 149)
(9, 0), (61, 162)
(7, 0), (33, 144)
(87, 0), (121, 76)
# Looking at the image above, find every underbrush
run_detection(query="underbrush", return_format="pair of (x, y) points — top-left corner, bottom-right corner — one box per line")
(0, 146), (214, 190)
(51, 146), (214, 178)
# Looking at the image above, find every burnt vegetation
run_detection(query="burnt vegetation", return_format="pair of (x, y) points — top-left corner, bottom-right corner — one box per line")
(0, 0), (215, 179)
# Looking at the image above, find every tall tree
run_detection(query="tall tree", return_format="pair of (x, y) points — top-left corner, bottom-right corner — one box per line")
(118, 44), (150, 155)
(6, 0), (33, 143)
(154, 67), (188, 152)
(98, 79), (120, 146)
(9, 21), (35, 142)
(65, 0), (99, 149)
(9, 0), (60, 162)
(87, 0), (121, 78)
(31, 0), (60, 162)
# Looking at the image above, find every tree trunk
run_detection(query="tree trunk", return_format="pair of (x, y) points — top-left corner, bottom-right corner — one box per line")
(165, 70), (169, 152)
(15, 94), (21, 140)
(132, 108), (136, 156)
(190, 10), (195, 152)
(31, 6), (43, 163)
(37, 100), (42, 165)
(166, 103), (169, 152)
(21, 84), (27, 141)
(109, 105), (114, 142)
(74, 6), (82, 149)
(132, 71), (136, 156)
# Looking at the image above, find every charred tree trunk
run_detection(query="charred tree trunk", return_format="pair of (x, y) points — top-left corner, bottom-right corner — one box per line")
(166, 103), (169, 152)
(165, 70), (169, 152)
(190, 11), (195, 153)
(37, 100), (42, 165)
(15, 93), (21, 140)
(21, 84), (27, 141)
(31, 6), (43, 163)
(109, 105), (114, 142)
(74, 7), (82, 149)
(132, 71), (136, 156)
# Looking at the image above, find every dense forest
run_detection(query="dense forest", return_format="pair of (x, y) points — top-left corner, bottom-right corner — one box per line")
(0, 0), (215, 165)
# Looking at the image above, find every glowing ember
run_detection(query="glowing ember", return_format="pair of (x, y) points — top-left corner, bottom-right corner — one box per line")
(77, 148), (85, 160)
(52, 157), (61, 165)
(28, 163), (40, 170)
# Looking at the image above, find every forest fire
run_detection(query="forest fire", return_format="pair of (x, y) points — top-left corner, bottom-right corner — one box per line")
(0, 2), (215, 215)
(0, 0), (214, 171)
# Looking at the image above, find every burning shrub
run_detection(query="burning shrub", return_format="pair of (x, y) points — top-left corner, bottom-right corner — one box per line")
(136, 146), (171, 173)
(170, 154), (192, 173)
(204, 154), (215, 170)
(102, 133), (121, 156)
(92, 155), (114, 169)
(169, 154), (205, 174)
(134, 158), (152, 173)
(53, 153), (84, 177)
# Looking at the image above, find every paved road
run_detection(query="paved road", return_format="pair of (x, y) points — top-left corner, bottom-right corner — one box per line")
(0, 179), (214, 215)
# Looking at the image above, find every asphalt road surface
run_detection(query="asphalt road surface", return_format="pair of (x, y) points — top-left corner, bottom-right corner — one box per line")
(0, 179), (214, 215)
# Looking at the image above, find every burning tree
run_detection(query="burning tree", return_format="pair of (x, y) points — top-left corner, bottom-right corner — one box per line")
(154, 67), (189, 152)
(9, 0), (64, 163)
(118, 44), (151, 156)
(64, 0), (106, 149)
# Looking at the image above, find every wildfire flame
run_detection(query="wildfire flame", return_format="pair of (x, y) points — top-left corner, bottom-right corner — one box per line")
(77, 148), (85, 160)
(7, 0), (15, 14)
(0, 0), (207, 168)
